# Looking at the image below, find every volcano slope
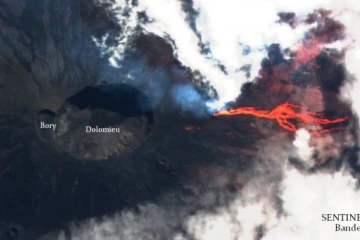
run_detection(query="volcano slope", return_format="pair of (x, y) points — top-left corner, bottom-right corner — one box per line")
(0, 1), (359, 240)
(0, 0), (261, 237)
(0, 47), (358, 240)
(0, 95), (263, 239)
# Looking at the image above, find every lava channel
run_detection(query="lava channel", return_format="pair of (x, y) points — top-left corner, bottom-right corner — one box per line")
(214, 102), (349, 136)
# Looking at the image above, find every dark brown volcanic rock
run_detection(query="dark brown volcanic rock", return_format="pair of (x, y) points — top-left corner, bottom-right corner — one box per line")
(133, 33), (176, 68)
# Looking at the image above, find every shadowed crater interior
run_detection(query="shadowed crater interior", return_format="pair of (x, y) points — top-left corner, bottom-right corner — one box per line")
(50, 83), (154, 160)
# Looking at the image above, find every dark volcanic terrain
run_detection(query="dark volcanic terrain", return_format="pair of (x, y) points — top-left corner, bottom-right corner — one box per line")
(0, 1), (359, 240)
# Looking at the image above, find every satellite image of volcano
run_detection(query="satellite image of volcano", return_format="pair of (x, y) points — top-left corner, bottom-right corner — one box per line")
(0, 0), (360, 239)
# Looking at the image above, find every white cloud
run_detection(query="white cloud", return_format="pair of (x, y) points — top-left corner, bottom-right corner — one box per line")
(265, 167), (360, 240)
(293, 129), (315, 167)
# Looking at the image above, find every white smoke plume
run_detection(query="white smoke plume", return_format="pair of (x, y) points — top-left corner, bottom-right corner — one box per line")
(50, 0), (360, 239)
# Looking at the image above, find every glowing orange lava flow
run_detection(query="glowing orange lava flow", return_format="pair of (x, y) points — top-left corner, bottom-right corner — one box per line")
(185, 126), (201, 131)
(214, 102), (349, 136)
